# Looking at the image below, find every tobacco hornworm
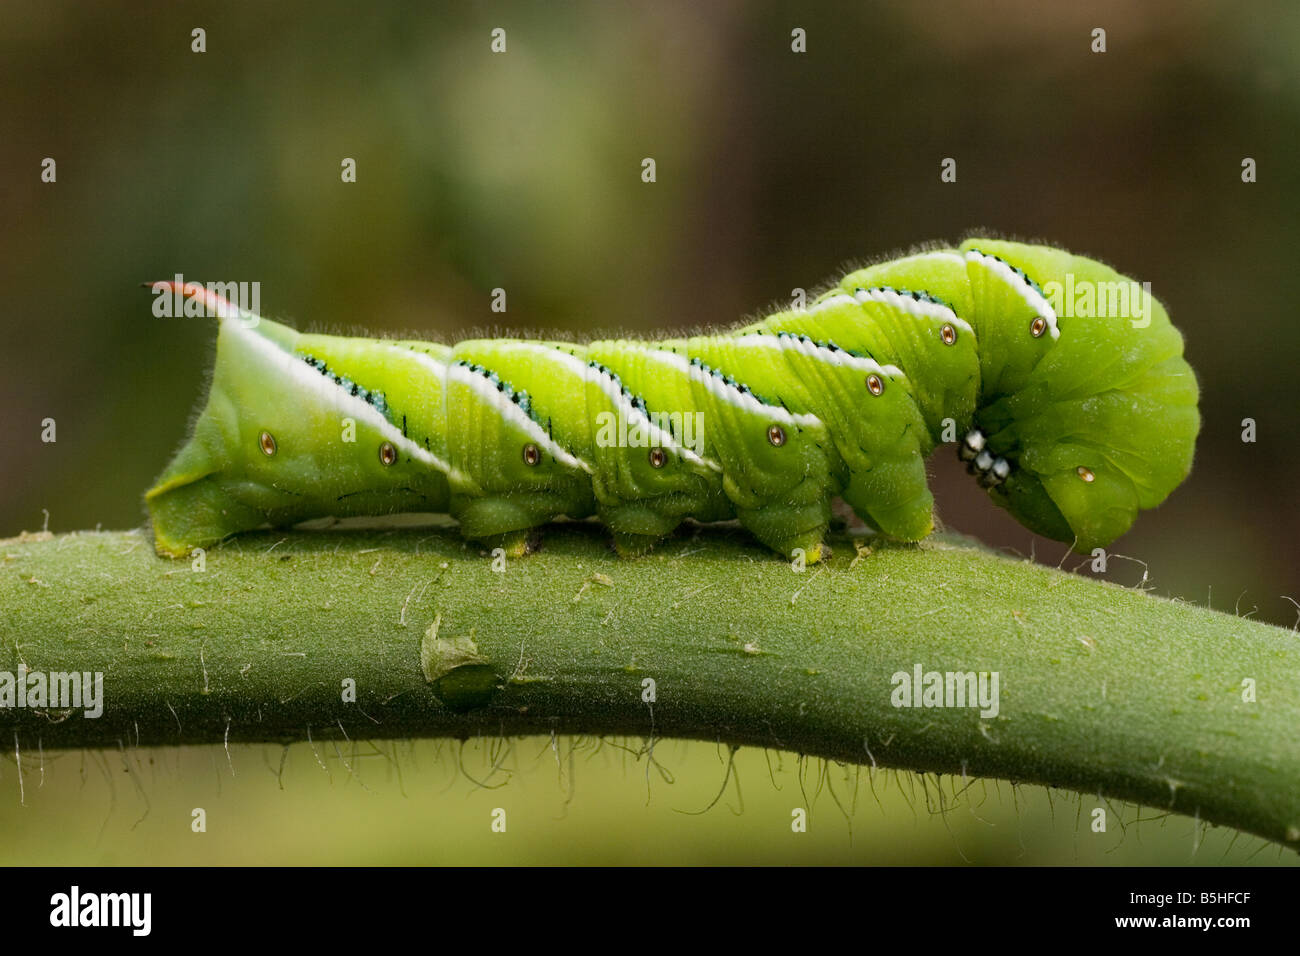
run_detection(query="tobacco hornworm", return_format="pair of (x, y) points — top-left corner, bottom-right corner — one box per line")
(146, 238), (1200, 563)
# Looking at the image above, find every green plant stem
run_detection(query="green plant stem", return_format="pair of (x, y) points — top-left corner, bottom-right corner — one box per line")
(1, 524), (1297, 849)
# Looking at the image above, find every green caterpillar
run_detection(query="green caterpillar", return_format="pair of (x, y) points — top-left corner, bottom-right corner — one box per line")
(146, 238), (1200, 563)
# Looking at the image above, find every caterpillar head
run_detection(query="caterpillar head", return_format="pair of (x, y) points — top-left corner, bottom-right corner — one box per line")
(957, 239), (1201, 552)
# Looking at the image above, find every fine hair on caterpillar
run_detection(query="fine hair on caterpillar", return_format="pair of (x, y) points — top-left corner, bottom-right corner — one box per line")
(145, 238), (1200, 564)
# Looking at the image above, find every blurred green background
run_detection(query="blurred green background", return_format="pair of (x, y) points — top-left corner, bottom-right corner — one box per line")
(2, 739), (1295, 866)
(1, 0), (1297, 864)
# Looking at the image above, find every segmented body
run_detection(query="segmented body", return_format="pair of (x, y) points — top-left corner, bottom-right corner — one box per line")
(146, 238), (1200, 561)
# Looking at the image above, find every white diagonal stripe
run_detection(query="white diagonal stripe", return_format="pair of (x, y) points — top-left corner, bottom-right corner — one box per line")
(446, 361), (593, 474)
(226, 320), (452, 473)
(512, 343), (721, 472)
(848, 287), (974, 336)
(686, 362), (822, 429)
(964, 250), (1060, 339)
(732, 331), (906, 379)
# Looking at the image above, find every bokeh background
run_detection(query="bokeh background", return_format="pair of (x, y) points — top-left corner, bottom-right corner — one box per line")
(1, 0), (1297, 864)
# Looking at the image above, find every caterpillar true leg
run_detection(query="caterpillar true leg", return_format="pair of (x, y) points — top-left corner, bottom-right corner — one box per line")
(146, 239), (1199, 561)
